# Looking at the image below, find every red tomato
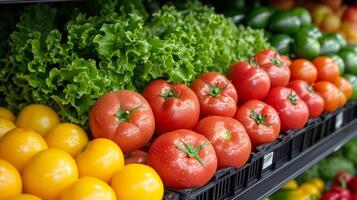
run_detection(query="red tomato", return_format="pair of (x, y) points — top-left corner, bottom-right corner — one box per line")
(287, 80), (324, 118)
(124, 150), (147, 165)
(264, 87), (309, 131)
(313, 81), (341, 112)
(280, 55), (292, 68)
(89, 90), (155, 153)
(143, 80), (200, 135)
(235, 100), (281, 147)
(313, 56), (340, 82)
(147, 129), (217, 189)
(253, 49), (291, 87)
(194, 116), (251, 169)
(227, 61), (271, 102)
(190, 72), (238, 118)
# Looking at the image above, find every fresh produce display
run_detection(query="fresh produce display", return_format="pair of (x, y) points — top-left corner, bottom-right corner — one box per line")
(0, 1), (270, 127)
(1, 0), (357, 200)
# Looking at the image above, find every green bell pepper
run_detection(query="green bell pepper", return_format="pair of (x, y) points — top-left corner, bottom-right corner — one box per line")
(292, 7), (312, 27)
(269, 10), (301, 35)
(269, 34), (293, 55)
(328, 54), (345, 75)
(319, 34), (341, 55)
(342, 44), (357, 54)
(298, 25), (322, 39)
(246, 7), (275, 29)
(339, 50), (357, 75)
(344, 74), (357, 100)
(294, 32), (320, 59)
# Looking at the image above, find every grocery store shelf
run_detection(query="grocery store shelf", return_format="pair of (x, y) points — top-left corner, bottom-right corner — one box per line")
(0, 0), (81, 4)
(230, 118), (357, 200)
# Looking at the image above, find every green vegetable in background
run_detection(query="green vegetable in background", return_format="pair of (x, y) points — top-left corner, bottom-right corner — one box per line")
(330, 33), (347, 48)
(342, 137), (357, 167)
(294, 33), (320, 59)
(298, 24), (322, 39)
(342, 44), (357, 53)
(339, 50), (357, 75)
(0, 1), (270, 126)
(269, 34), (293, 55)
(344, 74), (357, 100)
(328, 54), (345, 75)
(292, 7), (311, 27)
(319, 34), (341, 55)
(318, 156), (355, 181)
(269, 10), (301, 35)
(245, 6), (275, 29)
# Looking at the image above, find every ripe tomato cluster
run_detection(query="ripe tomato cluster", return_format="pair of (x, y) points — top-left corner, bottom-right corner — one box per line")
(89, 49), (353, 190)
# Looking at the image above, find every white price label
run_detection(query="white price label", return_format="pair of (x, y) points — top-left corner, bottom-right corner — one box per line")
(335, 112), (343, 129)
(262, 152), (274, 170)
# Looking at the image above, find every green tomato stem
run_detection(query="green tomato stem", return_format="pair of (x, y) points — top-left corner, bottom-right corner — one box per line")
(175, 140), (211, 167)
(250, 110), (272, 126)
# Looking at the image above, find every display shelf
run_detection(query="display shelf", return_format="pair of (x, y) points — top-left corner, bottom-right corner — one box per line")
(0, 0), (81, 4)
(230, 118), (357, 200)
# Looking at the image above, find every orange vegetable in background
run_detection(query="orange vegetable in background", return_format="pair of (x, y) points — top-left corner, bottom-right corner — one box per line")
(313, 81), (341, 112)
(313, 56), (340, 82)
(333, 76), (353, 100)
(290, 59), (318, 84)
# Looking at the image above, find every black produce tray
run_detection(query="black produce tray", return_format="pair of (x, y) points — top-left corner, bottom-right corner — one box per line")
(166, 167), (236, 200)
(164, 101), (357, 200)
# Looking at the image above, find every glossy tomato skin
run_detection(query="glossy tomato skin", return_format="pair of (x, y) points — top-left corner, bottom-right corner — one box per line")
(194, 116), (251, 169)
(147, 129), (217, 189)
(253, 49), (291, 87)
(264, 87), (309, 131)
(89, 90), (155, 153)
(313, 56), (340, 82)
(235, 100), (281, 147)
(143, 80), (200, 135)
(290, 59), (318, 84)
(227, 61), (271, 102)
(287, 80), (325, 118)
(191, 72), (238, 118)
(313, 81), (341, 112)
(125, 150), (147, 165)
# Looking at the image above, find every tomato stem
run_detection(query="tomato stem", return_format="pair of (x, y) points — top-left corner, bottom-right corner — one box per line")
(221, 130), (232, 140)
(288, 91), (298, 105)
(339, 176), (347, 189)
(307, 85), (314, 93)
(175, 140), (210, 167)
(250, 110), (272, 126)
(270, 56), (283, 67)
(206, 81), (227, 97)
(114, 103), (141, 125)
(249, 57), (259, 67)
(159, 87), (180, 100)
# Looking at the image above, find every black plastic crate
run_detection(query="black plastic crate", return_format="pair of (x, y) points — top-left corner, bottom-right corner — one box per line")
(164, 191), (180, 200)
(302, 118), (321, 150)
(232, 166), (248, 192)
(169, 167), (235, 200)
(343, 101), (357, 125)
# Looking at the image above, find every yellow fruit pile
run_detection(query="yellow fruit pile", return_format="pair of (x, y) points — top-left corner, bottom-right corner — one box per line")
(0, 104), (164, 200)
